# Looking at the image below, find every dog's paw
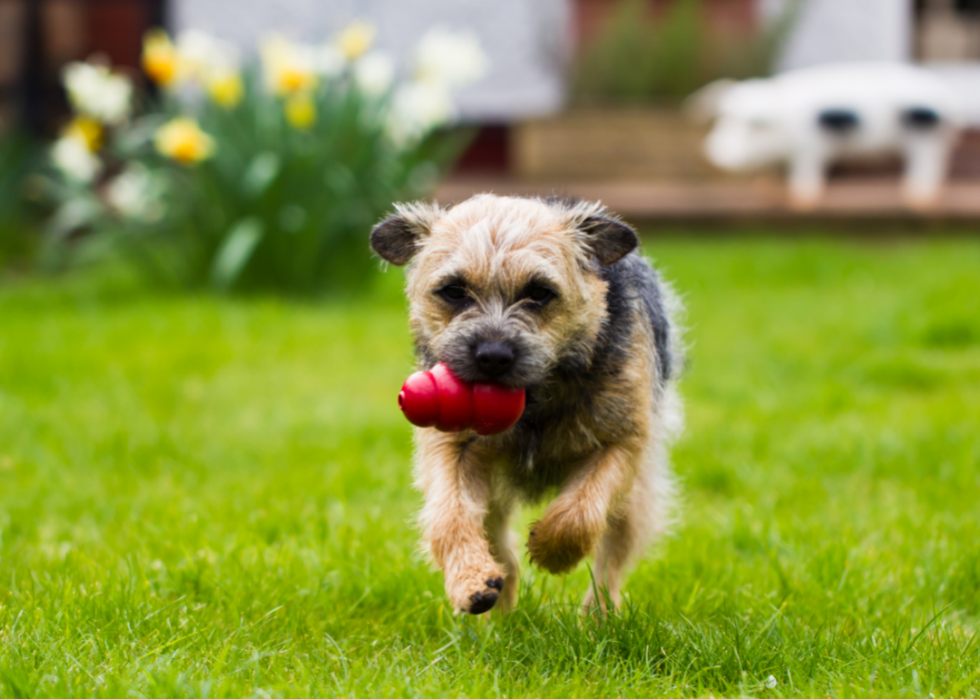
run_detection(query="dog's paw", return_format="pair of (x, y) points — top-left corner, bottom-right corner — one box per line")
(446, 564), (505, 615)
(527, 510), (599, 575)
(468, 577), (505, 614)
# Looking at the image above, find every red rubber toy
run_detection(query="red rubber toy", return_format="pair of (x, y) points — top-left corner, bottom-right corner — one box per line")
(398, 363), (525, 436)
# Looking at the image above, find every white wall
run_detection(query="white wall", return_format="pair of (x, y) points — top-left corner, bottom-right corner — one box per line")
(761, 0), (914, 71)
(925, 63), (980, 125)
(171, 0), (571, 121)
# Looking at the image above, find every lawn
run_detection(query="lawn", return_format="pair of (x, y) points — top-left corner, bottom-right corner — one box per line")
(0, 236), (978, 698)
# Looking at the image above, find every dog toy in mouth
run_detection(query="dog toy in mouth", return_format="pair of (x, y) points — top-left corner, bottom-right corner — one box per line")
(398, 363), (525, 435)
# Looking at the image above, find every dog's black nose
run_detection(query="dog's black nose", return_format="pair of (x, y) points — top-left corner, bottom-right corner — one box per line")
(475, 342), (514, 379)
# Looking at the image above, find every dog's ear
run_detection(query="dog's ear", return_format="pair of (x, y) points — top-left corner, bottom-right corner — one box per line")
(370, 203), (442, 266)
(579, 215), (638, 266)
(544, 197), (638, 266)
(370, 216), (420, 266)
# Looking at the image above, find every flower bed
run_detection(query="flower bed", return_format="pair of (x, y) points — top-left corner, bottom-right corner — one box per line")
(40, 22), (487, 294)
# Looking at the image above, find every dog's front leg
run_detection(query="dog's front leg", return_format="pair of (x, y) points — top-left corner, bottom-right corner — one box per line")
(415, 433), (505, 615)
(528, 444), (639, 575)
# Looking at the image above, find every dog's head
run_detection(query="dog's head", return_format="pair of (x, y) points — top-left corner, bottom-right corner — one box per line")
(370, 194), (638, 387)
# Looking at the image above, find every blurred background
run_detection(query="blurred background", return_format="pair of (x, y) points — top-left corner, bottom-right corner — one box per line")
(3, 0), (980, 288)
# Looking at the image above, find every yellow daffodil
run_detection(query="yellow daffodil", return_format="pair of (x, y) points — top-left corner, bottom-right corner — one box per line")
(154, 117), (216, 164)
(64, 117), (103, 152)
(261, 36), (317, 96)
(177, 30), (241, 85)
(142, 30), (181, 87)
(337, 20), (375, 62)
(51, 135), (101, 182)
(279, 66), (315, 94)
(207, 71), (244, 108)
(284, 92), (316, 130)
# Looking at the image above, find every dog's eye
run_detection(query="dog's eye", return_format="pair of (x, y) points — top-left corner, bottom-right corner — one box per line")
(525, 285), (555, 304)
(438, 285), (468, 303)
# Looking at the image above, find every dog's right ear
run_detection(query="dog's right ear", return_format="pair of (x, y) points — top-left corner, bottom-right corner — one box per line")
(370, 203), (442, 266)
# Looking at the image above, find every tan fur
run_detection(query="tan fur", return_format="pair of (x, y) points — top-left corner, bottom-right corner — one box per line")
(386, 195), (681, 615)
(414, 433), (506, 612)
(406, 197), (609, 387)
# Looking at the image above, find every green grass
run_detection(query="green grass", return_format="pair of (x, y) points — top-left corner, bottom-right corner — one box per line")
(1, 237), (979, 697)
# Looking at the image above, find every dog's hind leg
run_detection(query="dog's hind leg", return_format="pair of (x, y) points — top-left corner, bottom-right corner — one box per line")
(583, 505), (644, 612)
(583, 444), (674, 612)
(485, 494), (520, 613)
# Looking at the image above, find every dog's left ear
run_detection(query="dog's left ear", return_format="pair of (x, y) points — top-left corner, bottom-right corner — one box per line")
(370, 203), (442, 266)
(370, 217), (419, 266)
(579, 215), (639, 266)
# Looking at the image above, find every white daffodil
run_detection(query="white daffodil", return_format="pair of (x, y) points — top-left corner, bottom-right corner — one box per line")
(337, 20), (376, 62)
(143, 28), (243, 106)
(413, 27), (488, 88)
(260, 35), (318, 95)
(106, 165), (165, 222)
(62, 61), (132, 125)
(387, 80), (456, 145)
(176, 29), (240, 83)
(315, 43), (346, 78)
(51, 134), (101, 183)
(354, 51), (395, 97)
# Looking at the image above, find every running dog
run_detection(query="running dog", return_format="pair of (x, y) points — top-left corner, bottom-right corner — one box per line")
(370, 194), (683, 614)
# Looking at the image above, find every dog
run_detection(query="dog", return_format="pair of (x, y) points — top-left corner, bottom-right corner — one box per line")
(370, 194), (683, 614)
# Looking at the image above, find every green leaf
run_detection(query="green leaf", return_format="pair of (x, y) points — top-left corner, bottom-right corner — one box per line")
(210, 218), (264, 290)
(46, 195), (105, 239)
(242, 152), (282, 197)
(113, 115), (170, 156)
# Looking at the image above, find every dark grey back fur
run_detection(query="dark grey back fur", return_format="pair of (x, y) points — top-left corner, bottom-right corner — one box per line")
(498, 250), (677, 498)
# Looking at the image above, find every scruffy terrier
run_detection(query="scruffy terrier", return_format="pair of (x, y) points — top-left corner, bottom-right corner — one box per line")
(371, 194), (682, 615)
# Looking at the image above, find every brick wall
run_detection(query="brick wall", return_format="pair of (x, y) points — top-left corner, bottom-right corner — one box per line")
(0, 0), (162, 134)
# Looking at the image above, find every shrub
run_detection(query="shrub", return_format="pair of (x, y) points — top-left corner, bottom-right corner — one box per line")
(0, 133), (39, 270)
(42, 23), (487, 294)
(572, 0), (791, 105)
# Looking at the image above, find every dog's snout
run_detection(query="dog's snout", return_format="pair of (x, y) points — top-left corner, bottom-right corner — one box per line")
(475, 342), (514, 379)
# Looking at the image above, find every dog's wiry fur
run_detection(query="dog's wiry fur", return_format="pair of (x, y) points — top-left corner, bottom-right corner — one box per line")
(371, 194), (683, 614)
